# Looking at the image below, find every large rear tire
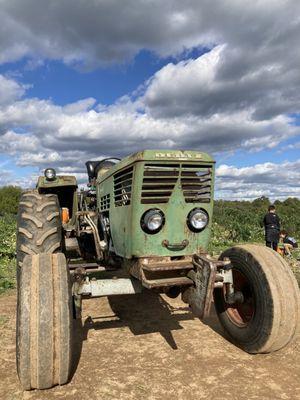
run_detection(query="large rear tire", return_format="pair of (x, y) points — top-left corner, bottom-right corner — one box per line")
(16, 190), (62, 273)
(16, 253), (72, 390)
(214, 244), (300, 353)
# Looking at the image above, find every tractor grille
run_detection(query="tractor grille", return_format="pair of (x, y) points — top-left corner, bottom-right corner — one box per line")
(180, 164), (212, 203)
(141, 164), (179, 204)
(141, 163), (212, 204)
(114, 166), (133, 207)
(100, 194), (110, 211)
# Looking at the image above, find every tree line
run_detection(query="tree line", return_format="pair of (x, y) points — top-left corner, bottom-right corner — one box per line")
(213, 196), (300, 241)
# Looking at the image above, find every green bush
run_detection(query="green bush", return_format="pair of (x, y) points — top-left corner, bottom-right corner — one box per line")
(0, 214), (16, 258)
(212, 197), (300, 249)
(0, 214), (17, 293)
(0, 256), (16, 294)
(0, 186), (21, 215)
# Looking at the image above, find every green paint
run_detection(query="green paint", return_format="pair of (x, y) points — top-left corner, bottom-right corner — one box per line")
(98, 150), (215, 258)
(37, 175), (77, 188)
(35, 150), (215, 260)
(37, 174), (78, 228)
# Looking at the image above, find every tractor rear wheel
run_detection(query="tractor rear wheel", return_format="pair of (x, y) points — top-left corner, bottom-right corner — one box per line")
(214, 244), (300, 353)
(16, 253), (72, 390)
(16, 190), (62, 281)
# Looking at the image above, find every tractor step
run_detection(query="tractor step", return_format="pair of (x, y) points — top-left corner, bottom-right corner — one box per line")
(142, 260), (193, 271)
(142, 276), (192, 289)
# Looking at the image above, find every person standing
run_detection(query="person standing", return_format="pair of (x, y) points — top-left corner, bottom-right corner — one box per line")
(263, 205), (280, 251)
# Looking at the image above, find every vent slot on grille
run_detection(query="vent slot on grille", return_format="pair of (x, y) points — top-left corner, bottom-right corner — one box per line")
(181, 164), (212, 203)
(100, 194), (110, 211)
(141, 163), (212, 204)
(141, 164), (180, 204)
(114, 166), (133, 207)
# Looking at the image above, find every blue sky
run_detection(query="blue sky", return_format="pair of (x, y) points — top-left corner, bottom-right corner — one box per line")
(0, 47), (210, 106)
(0, 1), (299, 199)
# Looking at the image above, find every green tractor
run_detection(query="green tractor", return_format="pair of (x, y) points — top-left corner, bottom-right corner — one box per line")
(16, 150), (300, 390)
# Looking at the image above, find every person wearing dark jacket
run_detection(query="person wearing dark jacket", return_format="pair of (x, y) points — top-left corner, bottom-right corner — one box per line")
(263, 205), (280, 251)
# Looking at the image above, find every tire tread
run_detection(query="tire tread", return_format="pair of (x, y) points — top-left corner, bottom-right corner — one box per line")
(16, 190), (62, 269)
(17, 253), (72, 390)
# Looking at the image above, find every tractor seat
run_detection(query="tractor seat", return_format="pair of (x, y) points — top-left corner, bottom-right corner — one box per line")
(85, 160), (117, 182)
(85, 161), (100, 182)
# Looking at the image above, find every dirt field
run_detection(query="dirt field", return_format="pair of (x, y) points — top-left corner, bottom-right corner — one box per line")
(0, 290), (299, 400)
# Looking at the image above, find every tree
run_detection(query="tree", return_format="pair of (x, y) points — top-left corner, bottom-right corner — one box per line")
(0, 186), (22, 215)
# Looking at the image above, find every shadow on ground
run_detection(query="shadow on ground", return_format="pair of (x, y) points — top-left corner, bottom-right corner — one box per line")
(69, 289), (227, 381)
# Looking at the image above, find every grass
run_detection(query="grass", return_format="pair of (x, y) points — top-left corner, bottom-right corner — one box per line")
(0, 315), (9, 326)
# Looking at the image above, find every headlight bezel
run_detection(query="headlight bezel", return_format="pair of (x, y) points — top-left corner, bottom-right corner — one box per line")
(140, 208), (165, 234)
(44, 168), (57, 181)
(187, 208), (209, 232)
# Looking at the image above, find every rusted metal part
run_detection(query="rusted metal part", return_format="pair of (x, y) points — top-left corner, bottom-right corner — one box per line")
(84, 214), (104, 258)
(128, 256), (194, 289)
(217, 265), (244, 305)
(215, 261), (242, 305)
(141, 275), (192, 289)
(162, 239), (189, 251)
(129, 255), (192, 273)
(182, 254), (218, 319)
(69, 262), (106, 273)
(64, 237), (81, 259)
(76, 211), (107, 260)
(72, 266), (86, 319)
(142, 259), (193, 271)
(181, 254), (235, 319)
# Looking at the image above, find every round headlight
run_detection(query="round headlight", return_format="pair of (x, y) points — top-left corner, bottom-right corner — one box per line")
(141, 209), (165, 234)
(44, 168), (56, 181)
(187, 208), (209, 232)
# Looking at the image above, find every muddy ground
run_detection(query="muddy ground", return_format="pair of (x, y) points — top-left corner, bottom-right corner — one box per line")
(0, 290), (299, 400)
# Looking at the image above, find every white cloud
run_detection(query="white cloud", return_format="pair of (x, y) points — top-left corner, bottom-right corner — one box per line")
(0, 75), (25, 105)
(0, 130), (39, 154)
(0, 0), (299, 68)
(0, 59), (299, 191)
(0, 90), (298, 164)
(216, 160), (300, 200)
(0, 168), (36, 187)
(143, 43), (300, 122)
(0, 0), (300, 199)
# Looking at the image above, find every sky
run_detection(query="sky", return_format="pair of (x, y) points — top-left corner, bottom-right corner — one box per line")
(0, 0), (300, 200)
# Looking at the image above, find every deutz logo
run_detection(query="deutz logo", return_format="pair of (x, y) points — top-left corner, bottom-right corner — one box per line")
(155, 152), (202, 159)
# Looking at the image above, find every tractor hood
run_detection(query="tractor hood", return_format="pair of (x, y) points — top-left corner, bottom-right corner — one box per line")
(97, 150), (215, 183)
(96, 149), (215, 259)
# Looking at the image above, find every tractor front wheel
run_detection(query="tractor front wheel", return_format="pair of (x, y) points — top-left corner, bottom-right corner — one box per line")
(16, 253), (72, 390)
(214, 244), (300, 353)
